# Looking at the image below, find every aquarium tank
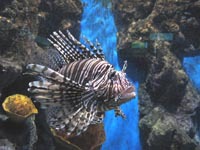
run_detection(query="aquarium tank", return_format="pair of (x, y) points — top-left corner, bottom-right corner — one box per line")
(0, 0), (200, 150)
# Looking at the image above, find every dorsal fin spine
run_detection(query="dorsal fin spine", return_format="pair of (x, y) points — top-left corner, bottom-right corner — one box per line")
(50, 34), (79, 62)
(66, 30), (94, 58)
(48, 30), (106, 64)
(52, 32), (77, 60)
(82, 36), (98, 58)
(52, 33), (77, 59)
(48, 38), (70, 64)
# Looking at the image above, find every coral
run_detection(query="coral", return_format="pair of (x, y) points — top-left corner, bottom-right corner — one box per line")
(2, 94), (38, 121)
(0, 0), (105, 149)
(1, 0), (200, 149)
(114, 0), (200, 149)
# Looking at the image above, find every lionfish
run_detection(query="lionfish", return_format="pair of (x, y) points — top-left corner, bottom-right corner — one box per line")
(26, 30), (136, 135)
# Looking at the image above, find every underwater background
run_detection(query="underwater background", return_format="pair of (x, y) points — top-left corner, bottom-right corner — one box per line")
(0, 0), (200, 150)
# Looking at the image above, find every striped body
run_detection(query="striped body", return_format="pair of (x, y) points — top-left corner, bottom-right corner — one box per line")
(26, 30), (136, 136)
(59, 58), (112, 87)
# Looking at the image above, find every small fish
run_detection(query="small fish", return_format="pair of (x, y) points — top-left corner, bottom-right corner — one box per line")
(26, 30), (136, 135)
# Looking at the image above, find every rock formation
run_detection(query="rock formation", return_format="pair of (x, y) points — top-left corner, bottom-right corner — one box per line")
(113, 0), (200, 149)
(0, 0), (104, 149)
(1, 0), (200, 149)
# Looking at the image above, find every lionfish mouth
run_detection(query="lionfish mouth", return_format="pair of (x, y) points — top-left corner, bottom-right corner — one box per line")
(118, 86), (136, 104)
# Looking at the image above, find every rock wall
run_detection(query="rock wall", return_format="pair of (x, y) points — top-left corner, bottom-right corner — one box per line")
(1, 0), (200, 149)
(0, 0), (82, 93)
(0, 0), (105, 150)
(113, 0), (200, 149)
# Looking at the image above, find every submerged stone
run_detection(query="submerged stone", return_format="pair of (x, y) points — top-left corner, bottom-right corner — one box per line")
(51, 124), (105, 150)
(0, 139), (15, 150)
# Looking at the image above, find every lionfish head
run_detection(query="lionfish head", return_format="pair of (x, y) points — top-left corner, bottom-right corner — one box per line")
(108, 61), (136, 106)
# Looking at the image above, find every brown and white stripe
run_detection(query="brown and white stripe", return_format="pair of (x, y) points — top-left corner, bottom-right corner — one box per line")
(26, 30), (135, 136)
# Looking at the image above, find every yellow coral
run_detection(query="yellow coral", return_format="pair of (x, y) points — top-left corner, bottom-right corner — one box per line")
(2, 94), (38, 121)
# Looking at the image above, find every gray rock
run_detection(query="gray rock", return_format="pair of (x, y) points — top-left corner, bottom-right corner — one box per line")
(0, 139), (15, 150)
(113, 0), (200, 149)
(0, 0), (106, 149)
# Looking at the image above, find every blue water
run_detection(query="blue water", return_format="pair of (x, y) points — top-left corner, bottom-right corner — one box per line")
(183, 55), (200, 142)
(80, 0), (141, 149)
(183, 56), (200, 91)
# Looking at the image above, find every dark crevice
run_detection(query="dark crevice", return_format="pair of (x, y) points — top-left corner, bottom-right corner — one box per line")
(0, 0), (14, 12)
